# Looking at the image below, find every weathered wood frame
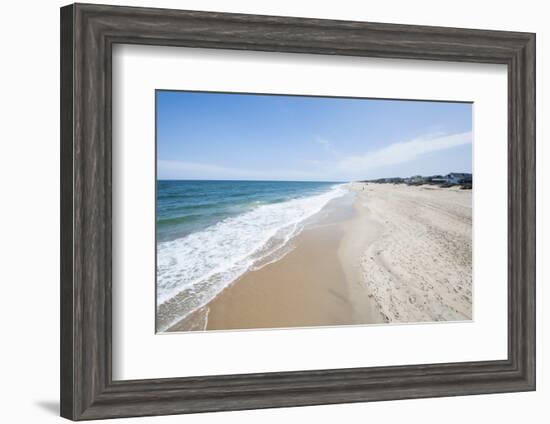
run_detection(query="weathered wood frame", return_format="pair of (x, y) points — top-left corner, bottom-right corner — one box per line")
(60, 3), (536, 420)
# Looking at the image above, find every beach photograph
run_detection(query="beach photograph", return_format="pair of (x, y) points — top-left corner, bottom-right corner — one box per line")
(155, 90), (473, 333)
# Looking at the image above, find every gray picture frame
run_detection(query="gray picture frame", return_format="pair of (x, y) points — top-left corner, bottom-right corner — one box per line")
(60, 3), (536, 421)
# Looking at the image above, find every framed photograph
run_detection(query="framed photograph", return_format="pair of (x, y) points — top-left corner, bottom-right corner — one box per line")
(60, 3), (535, 420)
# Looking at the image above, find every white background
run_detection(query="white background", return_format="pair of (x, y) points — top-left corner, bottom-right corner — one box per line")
(0, 0), (546, 423)
(113, 45), (508, 380)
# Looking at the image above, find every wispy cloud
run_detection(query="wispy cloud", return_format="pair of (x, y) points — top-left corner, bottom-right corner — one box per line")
(336, 131), (472, 173)
(159, 131), (471, 182)
(158, 159), (318, 181)
(159, 160), (247, 177)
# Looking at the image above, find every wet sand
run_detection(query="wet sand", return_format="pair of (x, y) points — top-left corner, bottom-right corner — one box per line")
(167, 183), (472, 332)
(169, 192), (385, 331)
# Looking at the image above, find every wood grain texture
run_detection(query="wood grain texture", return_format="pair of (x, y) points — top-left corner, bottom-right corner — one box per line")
(60, 4), (74, 419)
(60, 3), (536, 420)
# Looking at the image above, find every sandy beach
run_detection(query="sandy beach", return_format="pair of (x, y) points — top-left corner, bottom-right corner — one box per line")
(355, 183), (472, 323)
(167, 183), (472, 332)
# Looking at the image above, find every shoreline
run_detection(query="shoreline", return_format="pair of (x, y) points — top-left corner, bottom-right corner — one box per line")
(155, 182), (347, 332)
(166, 182), (472, 332)
(168, 189), (386, 332)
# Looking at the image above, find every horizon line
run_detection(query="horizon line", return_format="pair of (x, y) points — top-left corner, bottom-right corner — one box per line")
(157, 178), (347, 183)
(156, 172), (472, 183)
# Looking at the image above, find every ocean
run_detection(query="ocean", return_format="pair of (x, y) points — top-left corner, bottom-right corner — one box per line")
(156, 180), (347, 330)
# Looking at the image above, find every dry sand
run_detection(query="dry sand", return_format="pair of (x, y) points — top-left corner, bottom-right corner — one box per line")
(353, 183), (472, 323)
(167, 183), (472, 332)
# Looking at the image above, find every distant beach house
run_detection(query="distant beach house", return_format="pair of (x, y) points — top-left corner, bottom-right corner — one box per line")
(427, 175), (446, 184)
(444, 173), (472, 184)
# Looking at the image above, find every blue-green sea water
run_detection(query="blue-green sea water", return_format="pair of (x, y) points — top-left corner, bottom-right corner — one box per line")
(157, 180), (340, 242)
(156, 180), (347, 330)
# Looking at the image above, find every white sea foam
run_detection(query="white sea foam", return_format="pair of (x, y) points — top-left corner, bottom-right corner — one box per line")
(156, 184), (348, 331)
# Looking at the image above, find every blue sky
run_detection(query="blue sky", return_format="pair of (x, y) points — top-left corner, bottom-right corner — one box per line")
(157, 91), (472, 182)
